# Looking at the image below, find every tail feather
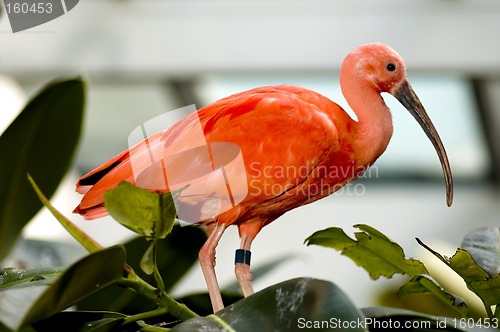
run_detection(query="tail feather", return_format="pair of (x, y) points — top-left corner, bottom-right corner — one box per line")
(74, 131), (166, 219)
(73, 204), (107, 220)
(75, 150), (129, 194)
(73, 151), (134, 219)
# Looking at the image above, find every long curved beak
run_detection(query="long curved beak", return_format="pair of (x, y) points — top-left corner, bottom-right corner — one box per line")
(393, 80), (453, 206)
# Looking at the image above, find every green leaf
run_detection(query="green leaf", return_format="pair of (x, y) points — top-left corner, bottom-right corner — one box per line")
(0, 267), (64, 291)
(0, 77), (85, 260)
(305, 224), (428, 279)
(172, 278), (365, 332)
(464, 276), (500, 312)
(449, 249), (491, 281)
(140, 241), (156, 275)
(450, 250), (500, 309)
(398, 274), (468, 317)
(418, 240), (491, 282)
(104, 181), (182, 240)
(31, 311), (126, 332)
(362, 307), (468, 331)
(461, 227), (500, 277)
(418, 239), (500, 315)
(305, 226), (356, 250)
(177, 292), (243, 317)
(21, 246), (125, 327)
(76, 225), (206, 314)
(28, 175), (103, 253)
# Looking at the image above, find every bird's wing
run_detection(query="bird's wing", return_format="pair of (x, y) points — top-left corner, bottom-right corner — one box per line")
(74, 85), (352, 220)
(194, 85), (350, 208)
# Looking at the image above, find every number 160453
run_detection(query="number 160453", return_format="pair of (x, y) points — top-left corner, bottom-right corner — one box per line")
(5, 2), (53, 14)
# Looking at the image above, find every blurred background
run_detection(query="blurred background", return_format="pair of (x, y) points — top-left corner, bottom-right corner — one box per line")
(1, 0), (499, 315)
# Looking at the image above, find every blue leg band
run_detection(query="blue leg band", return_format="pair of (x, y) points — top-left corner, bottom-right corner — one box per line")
(235, 249), (251, 265)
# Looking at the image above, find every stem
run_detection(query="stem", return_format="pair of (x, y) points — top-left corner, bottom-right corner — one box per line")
(137, 321), (170, 332)
(152, 240), (166, 296)
(118, 275), (197, 321)
(123, 307), (170, 326)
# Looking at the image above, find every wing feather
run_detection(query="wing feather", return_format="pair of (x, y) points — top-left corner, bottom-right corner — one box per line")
(74, 85), (353, 222)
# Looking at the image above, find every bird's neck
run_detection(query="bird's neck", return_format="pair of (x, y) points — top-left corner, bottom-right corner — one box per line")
(341, 79), (394, 167)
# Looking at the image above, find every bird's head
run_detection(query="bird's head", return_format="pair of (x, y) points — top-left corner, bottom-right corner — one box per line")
(342, 43), (454, 206)
(348, 43), (407, 94)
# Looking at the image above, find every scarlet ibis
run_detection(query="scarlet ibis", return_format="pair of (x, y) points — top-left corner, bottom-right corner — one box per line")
(74, 43), (453, 312)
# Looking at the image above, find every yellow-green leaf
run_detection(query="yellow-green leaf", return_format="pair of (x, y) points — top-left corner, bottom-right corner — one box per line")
(418, 239), (500, 315)
(104, 181), (181, 240)
(28, 175), (103, 254)
(140, 241), (155, 275)
(305, 224), (428, 280)
(398, 274), (468, 317)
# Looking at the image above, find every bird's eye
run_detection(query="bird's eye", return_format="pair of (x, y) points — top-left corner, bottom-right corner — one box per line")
(386, 63), (396, 72)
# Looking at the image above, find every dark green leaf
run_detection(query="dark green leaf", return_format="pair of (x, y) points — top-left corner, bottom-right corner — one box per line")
(177, 292), (243, 317)
(21, 246), (125, 327)
(362, 307), (468, 331)
(77, 225), (206, 314)
(306, 224), (428, 279)
(0, 267), (64, 291)
(172, 277), (365, 332)
(0, 78), (85, 260)
(76, 283), (138, 315)
(104, 181), (181, 239)
(31, 311), (126, 332)
(461, 227), (500, 277)
(398, 274), (468, 317)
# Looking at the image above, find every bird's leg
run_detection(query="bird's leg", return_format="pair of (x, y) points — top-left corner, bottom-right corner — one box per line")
(199, 222), (227, 313)
(235, 233), (255, 297)
(235, 221), (261, 297)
